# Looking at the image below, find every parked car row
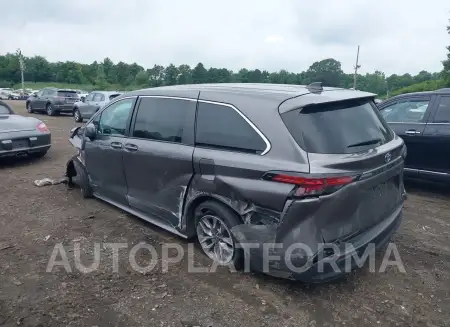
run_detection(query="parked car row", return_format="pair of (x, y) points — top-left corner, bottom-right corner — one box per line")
(24, 88), (122, 119)
(0, 88), (37, 100)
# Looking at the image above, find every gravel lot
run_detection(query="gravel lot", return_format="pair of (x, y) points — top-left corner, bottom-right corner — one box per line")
(0, 100), (449, 327)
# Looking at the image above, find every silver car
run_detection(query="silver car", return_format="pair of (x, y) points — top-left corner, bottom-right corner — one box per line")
(72, 91), (121, 122)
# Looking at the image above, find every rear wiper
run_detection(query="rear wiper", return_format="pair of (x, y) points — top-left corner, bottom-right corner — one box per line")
(347, 138), (382, 148)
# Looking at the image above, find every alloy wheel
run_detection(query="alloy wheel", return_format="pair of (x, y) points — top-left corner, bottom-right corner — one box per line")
(197, 215), (234, 264)
(74, 109), (81, 122)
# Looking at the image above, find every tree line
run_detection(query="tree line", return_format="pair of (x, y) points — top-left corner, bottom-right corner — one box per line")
(1, 23), (449, 98)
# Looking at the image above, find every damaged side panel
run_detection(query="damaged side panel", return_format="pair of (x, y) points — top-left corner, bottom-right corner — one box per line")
(182, 147), (298, 237)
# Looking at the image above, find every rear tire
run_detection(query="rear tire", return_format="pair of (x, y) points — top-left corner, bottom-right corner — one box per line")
(46, 103), (55, 116)
(73, 108), (83, 122)
(73, 159), (93, 198)
(26, 102), (34, 113)
(195, 201), (243, 268)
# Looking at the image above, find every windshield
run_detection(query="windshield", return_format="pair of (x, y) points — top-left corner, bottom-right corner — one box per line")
(281, 99), (394, 154)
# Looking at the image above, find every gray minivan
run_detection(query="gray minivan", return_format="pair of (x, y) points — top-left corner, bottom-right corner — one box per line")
(66, 83), (407, 282)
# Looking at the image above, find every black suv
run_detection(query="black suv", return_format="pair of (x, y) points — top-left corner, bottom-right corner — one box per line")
(26, 88), (79, 116)
(67, 83), (406, 282)
(378, 88), (450, 183)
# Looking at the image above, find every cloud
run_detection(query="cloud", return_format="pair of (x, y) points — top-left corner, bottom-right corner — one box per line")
(1, 0), (449, 75)
(264, 35), (285, 43)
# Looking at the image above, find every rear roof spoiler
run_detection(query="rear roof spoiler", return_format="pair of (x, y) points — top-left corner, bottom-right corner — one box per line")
(278, 90), (376, 114)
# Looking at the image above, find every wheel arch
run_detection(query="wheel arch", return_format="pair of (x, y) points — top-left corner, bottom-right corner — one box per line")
(183, 194), (243, 238)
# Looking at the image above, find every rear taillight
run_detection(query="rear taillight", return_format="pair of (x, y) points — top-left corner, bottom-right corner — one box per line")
(37, 122), (49, 132)
(263, 172), (355, 197)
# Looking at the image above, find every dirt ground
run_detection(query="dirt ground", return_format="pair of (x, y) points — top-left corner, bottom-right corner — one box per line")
(0, 100), (449, 327)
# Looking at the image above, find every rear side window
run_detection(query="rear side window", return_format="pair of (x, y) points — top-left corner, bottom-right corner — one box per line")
(85, 93), (94, 102)
(380, 98), (430, 123)
(109, 94), (121, 101)
(132, 97), (194, 144)
(433, 96), (450, 123)
(57, 91), (77, 97)
(282, 99), (394, 154)
(195, 102), (266, 154)
(93, 93), (105, 102)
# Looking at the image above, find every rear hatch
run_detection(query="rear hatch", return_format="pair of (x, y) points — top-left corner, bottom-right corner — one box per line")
(57, 90), (78, 104)
(280, 98), (406, 242)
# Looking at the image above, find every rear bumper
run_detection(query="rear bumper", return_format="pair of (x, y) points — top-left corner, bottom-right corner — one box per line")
(0, 133), (51, 157)
(233, 203), (404, 283)
(0, 144), (51, 157)
(54, 104), (75, 112)
(231, 161), (406, 282)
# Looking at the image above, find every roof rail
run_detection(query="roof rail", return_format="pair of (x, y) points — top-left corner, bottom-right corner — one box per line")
(437, 88), (450, 93)
(306, 82), (323, 94)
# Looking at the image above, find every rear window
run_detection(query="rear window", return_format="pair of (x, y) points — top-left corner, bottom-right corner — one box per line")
(281, 99), (393, 154)
(57, 91), (78, 97)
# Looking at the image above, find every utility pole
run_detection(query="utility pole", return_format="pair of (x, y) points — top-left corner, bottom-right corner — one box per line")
(16, 49), (25, 92)
(353, 45), (361, 90)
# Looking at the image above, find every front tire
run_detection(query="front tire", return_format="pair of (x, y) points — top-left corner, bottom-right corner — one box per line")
(73, 159), (93, 198)
(46, 103), (56, 116)
(195, 201), (243, 267)
(73, 108), (83, 122)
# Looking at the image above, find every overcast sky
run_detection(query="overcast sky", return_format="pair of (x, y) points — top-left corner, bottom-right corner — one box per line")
(2, 0), (449, 75)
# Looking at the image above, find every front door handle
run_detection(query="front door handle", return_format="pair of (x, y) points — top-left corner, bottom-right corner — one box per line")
(110, 142), (123, 149)
(124, 143), (138, 152)
(405, 129), (421, 135)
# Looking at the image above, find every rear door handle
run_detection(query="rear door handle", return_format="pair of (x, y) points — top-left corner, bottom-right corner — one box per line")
(124, 143), (138, 152)
(405, 129), (421, 135)
(110, 142), (123, 149)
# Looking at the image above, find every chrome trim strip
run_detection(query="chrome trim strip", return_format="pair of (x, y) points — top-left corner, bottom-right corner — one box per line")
(416, 169), (449, 176)
(385, 122), (426, 125)
(198, 99), (272, 155)
(140, 95), (197, 102)
(359, 156), (403, 180)
(426, 123), (450, 125)
(89, 95), (272, 156)
(94, 193), (188, 239)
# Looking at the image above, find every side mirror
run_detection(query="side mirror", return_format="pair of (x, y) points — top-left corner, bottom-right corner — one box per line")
(81, 97), (85, 103)
(32, 93), (37, 97)
(85, 123), (96, 139)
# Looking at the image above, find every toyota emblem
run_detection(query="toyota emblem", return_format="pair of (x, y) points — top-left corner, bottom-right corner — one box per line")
(384, 152), (392, 163)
